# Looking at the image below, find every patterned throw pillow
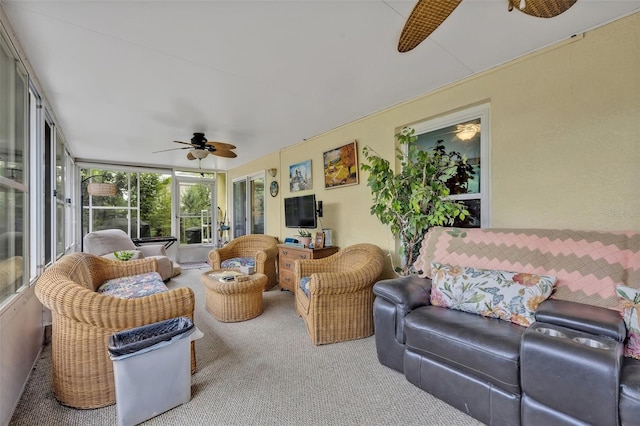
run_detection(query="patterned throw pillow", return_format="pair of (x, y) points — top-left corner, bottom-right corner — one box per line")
(299, 276), (311, 297)
(221, 257), (256, 268)
(616, 285), (640, 359)
(430, 263), (557, 327)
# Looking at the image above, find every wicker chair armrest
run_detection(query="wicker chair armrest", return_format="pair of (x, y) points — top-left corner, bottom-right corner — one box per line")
(254, 249), (268, 263)
(307, 271), (378, 296)
(99, 257), (158, 280)
(208, 247), (236, 268)
(36, 277), (194, 329)
(295, 257), (334, 277)
(138, 244), (167, 257)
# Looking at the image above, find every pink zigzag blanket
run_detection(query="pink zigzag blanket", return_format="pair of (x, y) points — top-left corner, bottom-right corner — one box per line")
(414, 227), (640, 310)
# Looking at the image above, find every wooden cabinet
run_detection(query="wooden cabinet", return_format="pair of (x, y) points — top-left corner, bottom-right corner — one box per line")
(278, 244), (339, 292)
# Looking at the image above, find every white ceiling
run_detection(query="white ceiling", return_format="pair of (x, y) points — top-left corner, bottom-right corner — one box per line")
(2, 0), (639, 171)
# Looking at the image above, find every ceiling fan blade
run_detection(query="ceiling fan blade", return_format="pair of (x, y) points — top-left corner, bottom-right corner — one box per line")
(509, 0), (577, 18)
(153, 146), (191, 153)
(398, 0), (462, 53)
(205, 141), (237, 150)
(173, 140), (195, 146)
(211, 149), (237, 158)
(187, 151), (196, 160)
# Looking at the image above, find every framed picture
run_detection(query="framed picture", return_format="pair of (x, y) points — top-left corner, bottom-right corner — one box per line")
(315, 232), (325, 249)
(289, 159), (313, 192)
(323, 140), (359, 189)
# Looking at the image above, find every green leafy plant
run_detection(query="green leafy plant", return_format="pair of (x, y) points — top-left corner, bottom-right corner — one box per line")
(113, 250), (134, 261)
(361, 126), (471, 276)
(297, 229), (312, 238)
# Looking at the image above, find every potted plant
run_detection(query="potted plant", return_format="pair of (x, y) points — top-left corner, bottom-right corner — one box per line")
(361, 127), (471, 276)
(297, 229), (313, 248)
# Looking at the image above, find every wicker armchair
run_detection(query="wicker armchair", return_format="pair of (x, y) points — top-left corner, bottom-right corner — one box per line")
(34, 252), (195, 409)
(208, 234), (279, 290)
(294, 243), (385, 345)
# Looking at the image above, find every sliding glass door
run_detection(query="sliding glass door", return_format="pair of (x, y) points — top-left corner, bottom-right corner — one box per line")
(232, 173), (265, 238)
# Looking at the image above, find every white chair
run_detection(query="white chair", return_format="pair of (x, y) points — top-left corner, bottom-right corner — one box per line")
(84, 229), (181, 280)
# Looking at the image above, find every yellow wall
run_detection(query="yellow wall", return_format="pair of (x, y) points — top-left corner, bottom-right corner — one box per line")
(230, 13), (640, 276)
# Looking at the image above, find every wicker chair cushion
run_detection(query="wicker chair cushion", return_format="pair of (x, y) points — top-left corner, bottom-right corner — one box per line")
(299, 276), (311, 297)
(97, 272), (168, 299)
(221, 257), (255, 268)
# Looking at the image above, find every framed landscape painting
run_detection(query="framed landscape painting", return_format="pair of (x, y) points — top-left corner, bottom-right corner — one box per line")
(323, 140), (358, 189)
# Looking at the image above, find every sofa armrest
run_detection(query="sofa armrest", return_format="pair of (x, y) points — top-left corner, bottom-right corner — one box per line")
(535, 299), (626, 342)
(372, 275), (430, 373)
(373, 275), (432, 311)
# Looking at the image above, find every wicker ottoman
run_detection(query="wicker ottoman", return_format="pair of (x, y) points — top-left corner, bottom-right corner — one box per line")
(200, 270), (267, 322)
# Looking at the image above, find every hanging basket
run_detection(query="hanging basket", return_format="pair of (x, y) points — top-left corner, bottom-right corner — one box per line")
(87, 182), (117, 196)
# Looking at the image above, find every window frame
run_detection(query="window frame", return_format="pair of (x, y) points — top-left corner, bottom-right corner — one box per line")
(0, 27), (29, 308)
(411, 103), (491, 228)
(231, 171), (265, 238)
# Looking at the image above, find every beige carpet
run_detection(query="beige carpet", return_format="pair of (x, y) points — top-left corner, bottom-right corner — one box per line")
(10, 269), (483, 426)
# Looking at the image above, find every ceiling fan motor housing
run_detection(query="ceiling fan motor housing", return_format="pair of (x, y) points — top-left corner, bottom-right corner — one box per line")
(191, 132), (207, 147)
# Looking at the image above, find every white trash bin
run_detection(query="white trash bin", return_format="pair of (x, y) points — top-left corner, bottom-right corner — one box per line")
(108, 317), (196, 426)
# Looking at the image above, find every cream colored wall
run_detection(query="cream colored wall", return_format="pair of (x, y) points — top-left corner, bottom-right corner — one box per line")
(231, 13), (640, 277)
(229, 152), (282, 239)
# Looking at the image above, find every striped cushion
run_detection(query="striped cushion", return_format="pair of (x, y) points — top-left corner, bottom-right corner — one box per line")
(414, 227), (640, 310)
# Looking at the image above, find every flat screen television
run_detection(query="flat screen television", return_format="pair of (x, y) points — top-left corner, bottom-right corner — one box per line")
(284, 194), (317, 229)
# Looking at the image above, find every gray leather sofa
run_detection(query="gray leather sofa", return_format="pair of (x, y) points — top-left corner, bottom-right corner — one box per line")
(373, 226), (640, 425)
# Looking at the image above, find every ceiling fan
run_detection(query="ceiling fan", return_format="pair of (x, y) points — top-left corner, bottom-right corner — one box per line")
(398, 0), (577, 53)
(153, 132), (237, 160)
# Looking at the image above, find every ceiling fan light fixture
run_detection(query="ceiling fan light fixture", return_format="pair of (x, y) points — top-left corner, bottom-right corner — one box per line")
(189, 149), (208, 160)
(456, 123), (481, 141)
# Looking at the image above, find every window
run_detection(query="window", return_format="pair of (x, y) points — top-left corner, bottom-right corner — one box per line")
(413, 104), (490, 228)
(55, 128), (66, 257)
(81, 168), (173, 245)
(0, 30), (29, 306)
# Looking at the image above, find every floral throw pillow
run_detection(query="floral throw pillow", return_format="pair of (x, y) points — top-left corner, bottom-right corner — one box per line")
(616, 285), (640, 359)
(430, 263), (557, 327)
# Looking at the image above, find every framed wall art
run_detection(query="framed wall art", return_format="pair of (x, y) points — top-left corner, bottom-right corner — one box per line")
(289, 159), (313, 192)
(323, 140), (359, 189)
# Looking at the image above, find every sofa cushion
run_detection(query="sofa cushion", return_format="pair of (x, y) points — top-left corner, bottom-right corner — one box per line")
(221, 257), (255, 269)
(405, 305), (525, 394)
(430, 263), (556, 327)
(97, 271), (168, 299)
(617, 285), (640, 359)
